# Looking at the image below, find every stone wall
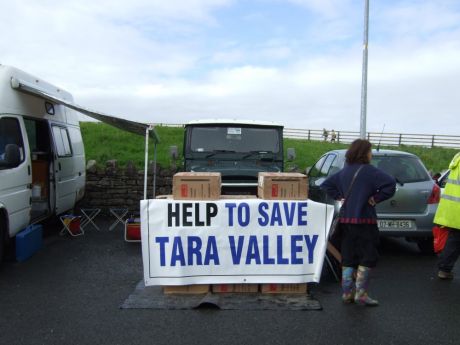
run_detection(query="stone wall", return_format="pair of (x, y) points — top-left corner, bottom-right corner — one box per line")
(77, 160), (176, 214)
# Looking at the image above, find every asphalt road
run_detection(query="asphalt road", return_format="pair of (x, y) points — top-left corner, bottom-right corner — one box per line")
(1, 218), (459, 345)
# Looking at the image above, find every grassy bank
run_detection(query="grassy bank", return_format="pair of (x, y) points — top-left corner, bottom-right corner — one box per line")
(80, 122), (184, 169)
(80, 122), (456, 173)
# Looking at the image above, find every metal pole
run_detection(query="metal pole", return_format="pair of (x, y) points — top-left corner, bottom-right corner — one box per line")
(143, 127), (149, 200)
(153, 142), (157, 199)
(360, 0), (369, 139)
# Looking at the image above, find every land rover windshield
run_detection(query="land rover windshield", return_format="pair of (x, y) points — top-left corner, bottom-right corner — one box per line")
(184, 123), (284, 194)
(188, 126), (281, 154)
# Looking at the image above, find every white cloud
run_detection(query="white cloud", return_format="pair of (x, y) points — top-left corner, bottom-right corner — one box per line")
(376, 1), (460, 38)
(0, 0), (232, 80)
(1, 0), (460, 136)
(285, 0), (354, 18)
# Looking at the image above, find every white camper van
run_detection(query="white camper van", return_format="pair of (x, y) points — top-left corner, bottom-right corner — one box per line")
(0, 65), (85, 260)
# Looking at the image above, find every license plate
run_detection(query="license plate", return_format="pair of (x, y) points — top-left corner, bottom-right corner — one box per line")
(377, 219), (415, 230)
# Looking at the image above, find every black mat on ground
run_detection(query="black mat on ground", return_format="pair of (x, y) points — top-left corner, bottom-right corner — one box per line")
(120, 281), (322, 310)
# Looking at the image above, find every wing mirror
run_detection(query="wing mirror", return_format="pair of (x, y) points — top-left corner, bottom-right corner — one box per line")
(287, 148), (296, 161)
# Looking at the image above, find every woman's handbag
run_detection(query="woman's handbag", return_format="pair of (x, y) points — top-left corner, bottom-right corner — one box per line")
(328, 202), (344, 246)
(433, 225), (449, 253)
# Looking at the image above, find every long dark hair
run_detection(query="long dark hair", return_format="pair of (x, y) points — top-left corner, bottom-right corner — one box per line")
(345, 139), (372, 164)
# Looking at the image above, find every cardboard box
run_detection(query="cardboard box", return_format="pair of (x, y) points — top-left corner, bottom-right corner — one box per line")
(258, 172), (308, 200)
(219, 195), (257, 200)
(173, 172), (221, 200)
(16, 224), (43, 262)
(260, 283), (308, 294)
(163, 285), (210, 295)
(155, 195), (173, 199)
(162, 193), (256, 201)
(212, 284), (259, 293)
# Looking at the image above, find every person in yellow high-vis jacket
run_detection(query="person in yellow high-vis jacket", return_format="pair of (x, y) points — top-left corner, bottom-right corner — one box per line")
(434, 152), (460, 279)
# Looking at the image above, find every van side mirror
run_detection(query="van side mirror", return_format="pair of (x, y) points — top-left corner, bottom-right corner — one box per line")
(305, 166), (311, 175)
(4, 144), (21, 167)
(287, 148), (296, 161)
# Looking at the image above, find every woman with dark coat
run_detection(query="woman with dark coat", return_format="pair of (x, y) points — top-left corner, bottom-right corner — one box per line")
(321, 139), (396, 306)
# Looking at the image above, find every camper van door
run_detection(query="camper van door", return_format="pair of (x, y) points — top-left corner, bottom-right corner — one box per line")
(0, 115), (32, 235)
(50, 124), (77, 214)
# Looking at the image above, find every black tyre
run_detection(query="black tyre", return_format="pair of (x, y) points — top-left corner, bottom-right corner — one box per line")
(417, 238), (435, 255)
(0, 223), (4, 264)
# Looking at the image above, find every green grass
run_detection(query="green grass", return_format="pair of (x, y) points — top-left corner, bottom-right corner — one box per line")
(80, 122), (456, 173)
(80, 122), (184, 169)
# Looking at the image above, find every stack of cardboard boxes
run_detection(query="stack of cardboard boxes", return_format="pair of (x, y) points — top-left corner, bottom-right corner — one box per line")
(212, 194), (259, 294)
(163, 172), (221, 295)
(163, 171), (308, 295)
(172, 172), (221, 200)
(257, 172), (308, 294)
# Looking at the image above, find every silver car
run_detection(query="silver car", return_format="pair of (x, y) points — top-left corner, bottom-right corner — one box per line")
(307, 149), (440, 254)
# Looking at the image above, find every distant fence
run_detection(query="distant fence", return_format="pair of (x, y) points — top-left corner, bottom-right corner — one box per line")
(284, 129), (460, 149)
(153, 124), (460, 149)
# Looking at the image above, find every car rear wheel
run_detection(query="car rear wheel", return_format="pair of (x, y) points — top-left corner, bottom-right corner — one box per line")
(417, 238), (434, 255)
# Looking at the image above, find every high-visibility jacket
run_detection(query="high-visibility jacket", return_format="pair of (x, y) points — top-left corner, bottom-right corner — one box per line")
(434, 152), (460, 230)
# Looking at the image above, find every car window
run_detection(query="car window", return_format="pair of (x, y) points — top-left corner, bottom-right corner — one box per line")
(371, 155), (431, 183)
(309, 155), (327, 178)
(320, 154), (336, 176)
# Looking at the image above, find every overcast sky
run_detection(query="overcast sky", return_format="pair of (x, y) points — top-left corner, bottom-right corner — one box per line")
(1, 0), (459, 134)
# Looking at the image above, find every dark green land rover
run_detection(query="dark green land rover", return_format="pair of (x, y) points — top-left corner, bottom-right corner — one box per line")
(183, 119), (285, 195)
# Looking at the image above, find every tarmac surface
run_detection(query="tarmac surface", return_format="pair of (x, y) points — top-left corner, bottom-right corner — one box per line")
(1, 217), (459, 345)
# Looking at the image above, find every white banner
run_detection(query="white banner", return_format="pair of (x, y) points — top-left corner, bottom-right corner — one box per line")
(141, 199), (334, 286)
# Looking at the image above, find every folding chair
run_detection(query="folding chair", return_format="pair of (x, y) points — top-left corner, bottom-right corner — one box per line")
(80, 208), (101, 231)
(325, 241), (342, 282)
(109, 208), (128, 231)
(60, 215), (84, 237)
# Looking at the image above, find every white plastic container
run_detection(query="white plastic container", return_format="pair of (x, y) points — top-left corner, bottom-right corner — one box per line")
(32, 184), (41, 198)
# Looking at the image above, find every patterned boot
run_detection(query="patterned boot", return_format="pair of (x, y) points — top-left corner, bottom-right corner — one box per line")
(341, 266), (355, 303)
(354, 266), (379, 306)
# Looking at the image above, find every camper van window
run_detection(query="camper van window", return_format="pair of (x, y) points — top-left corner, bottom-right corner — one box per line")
(67, 127), (84, 156)
(52, 126), (72, 157)
(0, 117), (25, 164)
